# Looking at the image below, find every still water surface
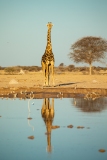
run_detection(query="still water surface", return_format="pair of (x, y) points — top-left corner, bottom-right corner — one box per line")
(0, 97), (107, 160)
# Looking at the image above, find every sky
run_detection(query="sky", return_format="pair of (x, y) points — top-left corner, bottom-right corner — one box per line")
(0, 0), (107, 67)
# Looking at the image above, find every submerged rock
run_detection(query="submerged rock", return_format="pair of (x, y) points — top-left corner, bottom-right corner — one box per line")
(77, 126), (84, 129)
(27, 117), (32, 120)
(99, 149), (106, 153)
(28, 136), (34, 140)
(67, 125), (73, 128)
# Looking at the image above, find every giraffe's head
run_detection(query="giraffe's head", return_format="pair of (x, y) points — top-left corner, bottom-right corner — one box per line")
(47, 22), (53, 29)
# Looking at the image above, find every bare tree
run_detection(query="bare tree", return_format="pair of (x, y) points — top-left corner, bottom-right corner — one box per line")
(68, 36), (107, 75)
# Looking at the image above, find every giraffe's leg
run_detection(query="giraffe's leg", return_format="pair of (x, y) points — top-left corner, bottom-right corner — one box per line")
(48, 65), (50, 86)
(46, 64), (48, 86)
(46, 64), (50, 86)
(44, 68), (46, 86)
(51, 63), (55, 86)
(42, 62), (46, 86)
(47, 98), (50, 109)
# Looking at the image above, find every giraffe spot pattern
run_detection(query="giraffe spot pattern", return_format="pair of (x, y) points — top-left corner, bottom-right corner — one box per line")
(41, 52), (55, 64)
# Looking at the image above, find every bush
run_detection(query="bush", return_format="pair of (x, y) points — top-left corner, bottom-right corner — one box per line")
(5, 67), (16, 74)
(0, 66), (5, 70)
(59, 63), (64, 67)
(68, 65), (75, 71)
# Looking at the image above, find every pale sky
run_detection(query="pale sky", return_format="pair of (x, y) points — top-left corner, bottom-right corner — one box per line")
(0, 0), (107, 67)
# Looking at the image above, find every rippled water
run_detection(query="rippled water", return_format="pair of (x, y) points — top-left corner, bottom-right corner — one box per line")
(0, 97), (107, 160)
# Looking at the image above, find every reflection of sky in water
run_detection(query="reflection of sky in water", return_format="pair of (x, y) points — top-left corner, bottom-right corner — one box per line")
(0, 98), (107, 160)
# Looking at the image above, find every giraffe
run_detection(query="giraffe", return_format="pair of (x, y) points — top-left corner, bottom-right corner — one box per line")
(41, 22), (55, 86)
(41, 98), (54, 153)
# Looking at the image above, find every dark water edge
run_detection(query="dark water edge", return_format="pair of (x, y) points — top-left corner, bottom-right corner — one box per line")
(0, 87), (107, 93)
(0, 87), (107, 99)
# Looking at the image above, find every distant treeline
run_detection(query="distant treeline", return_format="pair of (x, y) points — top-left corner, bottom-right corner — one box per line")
(0, 66), (41, 72)
(0, 65), (107, 73)
(58, 65), (107, 73)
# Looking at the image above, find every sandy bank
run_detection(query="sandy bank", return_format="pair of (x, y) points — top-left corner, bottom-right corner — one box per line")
(0, 72), (107, 97)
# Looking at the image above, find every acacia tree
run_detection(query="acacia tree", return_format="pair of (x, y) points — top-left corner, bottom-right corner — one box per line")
(68, 36), (107, 75)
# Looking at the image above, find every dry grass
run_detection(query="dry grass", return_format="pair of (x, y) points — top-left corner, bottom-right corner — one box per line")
(0, 70), (107, 88)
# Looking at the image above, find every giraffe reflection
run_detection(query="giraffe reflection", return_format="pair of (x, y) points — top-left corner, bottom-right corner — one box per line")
(41, 98), (54, 153)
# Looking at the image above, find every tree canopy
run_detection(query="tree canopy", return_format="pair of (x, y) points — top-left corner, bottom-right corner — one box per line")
(68, 36), (107, 74)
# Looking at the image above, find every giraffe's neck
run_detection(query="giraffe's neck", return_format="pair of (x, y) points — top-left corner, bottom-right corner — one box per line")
(47, 28), (51, 44)
(46, 28), (52, 52)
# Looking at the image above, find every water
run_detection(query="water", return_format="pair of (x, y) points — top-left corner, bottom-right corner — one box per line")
(0, 97), (107, 160)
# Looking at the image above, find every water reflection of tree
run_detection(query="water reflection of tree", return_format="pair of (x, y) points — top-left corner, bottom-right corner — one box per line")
(41, 98), (54, 153)
(72, 97), (107, 112)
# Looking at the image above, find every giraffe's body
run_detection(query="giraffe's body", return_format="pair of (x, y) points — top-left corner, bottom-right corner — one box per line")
(41, 98), (54, 153)
(41, 22), (55, 86)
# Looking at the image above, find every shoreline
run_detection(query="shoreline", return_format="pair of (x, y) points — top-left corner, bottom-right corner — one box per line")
(0, 87), (107, 98)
